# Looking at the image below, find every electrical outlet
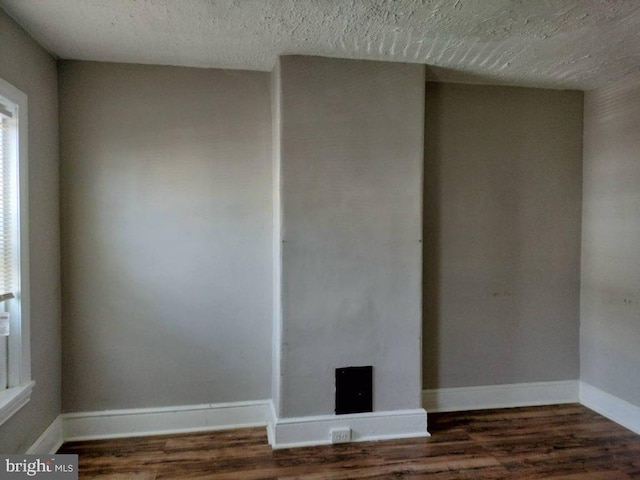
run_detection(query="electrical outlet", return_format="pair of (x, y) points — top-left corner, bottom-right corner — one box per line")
(331, 427), (351, 444)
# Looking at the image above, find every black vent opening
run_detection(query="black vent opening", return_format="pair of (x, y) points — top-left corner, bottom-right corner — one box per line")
(335, 366), (373, 415)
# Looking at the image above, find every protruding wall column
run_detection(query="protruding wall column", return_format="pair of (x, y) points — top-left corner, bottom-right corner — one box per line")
(270, 56), (427, 448)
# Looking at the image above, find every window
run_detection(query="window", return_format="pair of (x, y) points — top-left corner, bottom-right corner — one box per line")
(0, 77), (32, 426)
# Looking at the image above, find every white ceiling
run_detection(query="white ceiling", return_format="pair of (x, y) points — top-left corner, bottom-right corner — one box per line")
(2, 0), (640, 90)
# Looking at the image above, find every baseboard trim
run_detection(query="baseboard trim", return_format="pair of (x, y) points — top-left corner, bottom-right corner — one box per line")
(29, 400), (428, 450)
(27, 415), (64, 454)
(270, 408), (429, 449)
(36, 380), (628, 452)
(62, 400), (271, 441)
(266, 400), (277, 446)
(422, 380), (579, 413)
(579, 381), (640, 435)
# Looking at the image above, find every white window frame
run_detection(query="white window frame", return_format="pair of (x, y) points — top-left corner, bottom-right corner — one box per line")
(0, 77), (33, 426)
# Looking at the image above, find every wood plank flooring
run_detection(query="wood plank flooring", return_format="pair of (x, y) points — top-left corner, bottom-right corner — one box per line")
(58, 404), (640, 479)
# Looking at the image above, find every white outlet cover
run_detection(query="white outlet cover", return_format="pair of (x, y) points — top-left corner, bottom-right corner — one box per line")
(330, 427), (351, 444)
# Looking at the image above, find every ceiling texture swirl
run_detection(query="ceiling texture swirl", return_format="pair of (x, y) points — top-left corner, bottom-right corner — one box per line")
(2, 0), (640, 90)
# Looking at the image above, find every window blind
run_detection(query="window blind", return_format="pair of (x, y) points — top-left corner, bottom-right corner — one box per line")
(0, 103), (15, 302)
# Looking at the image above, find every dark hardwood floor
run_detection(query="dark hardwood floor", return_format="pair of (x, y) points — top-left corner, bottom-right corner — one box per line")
(58, 404), (640, 479)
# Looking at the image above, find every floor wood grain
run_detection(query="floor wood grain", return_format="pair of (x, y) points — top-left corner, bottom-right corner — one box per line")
(57, 404), (640, 479)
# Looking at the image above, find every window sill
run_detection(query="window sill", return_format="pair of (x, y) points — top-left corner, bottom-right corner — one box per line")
(0, 381), (35, 427)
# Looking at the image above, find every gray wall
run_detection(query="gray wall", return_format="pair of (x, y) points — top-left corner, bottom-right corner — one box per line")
(423, 82), (583, 389)
(581, 74), (640, 407)
(270, 59), (282, 416)
(0, 8), (61, 452)
(278, 56), (425, 417)
(59, 61), (273, 412)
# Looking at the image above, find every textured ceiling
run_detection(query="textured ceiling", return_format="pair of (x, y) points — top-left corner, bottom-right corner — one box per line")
(2, 0), (640, 90)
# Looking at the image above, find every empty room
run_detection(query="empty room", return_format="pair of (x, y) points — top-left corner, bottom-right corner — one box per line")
(0, 0), (639, 478)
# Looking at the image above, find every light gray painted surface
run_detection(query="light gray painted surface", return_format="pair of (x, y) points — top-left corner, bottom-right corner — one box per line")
(4, 1), (640, 90)
(278, 56), (425, 418)
(0, 8), (61, 453)
(581, 74), (640, 407)
(59, 61), (273, 412)
(270, 59), (282, 417)
(423, 82), (583, 389)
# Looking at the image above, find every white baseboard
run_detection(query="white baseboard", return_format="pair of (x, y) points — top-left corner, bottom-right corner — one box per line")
(27, 400), (271, 451)
(270, 408), (429, 449)
(38, 379), (635, 453)
(579, 381), (640, 435)
(62, 400), (271, 441)
(422, 380), (579, 413)
(32, 400), (428, 450)
(26, 415), (64, 454)
(266, 400), (277, 446)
